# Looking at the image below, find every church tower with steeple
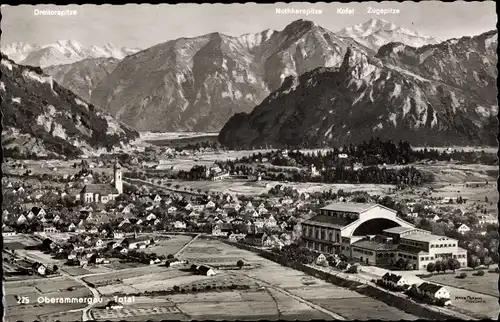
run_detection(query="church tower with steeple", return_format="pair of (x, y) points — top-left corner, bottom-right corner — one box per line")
(114, 161), (123, 194)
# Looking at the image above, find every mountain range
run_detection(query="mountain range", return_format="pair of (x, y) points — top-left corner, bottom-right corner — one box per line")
(219, 30), (498, 148)
(2, 18), (441, 133)
(1, 40), (140, 68)
(0, 55), (139, 158)
(337, 18), (441, 51)
(2, 18), (496, 149)
(89, 19), (374, 132)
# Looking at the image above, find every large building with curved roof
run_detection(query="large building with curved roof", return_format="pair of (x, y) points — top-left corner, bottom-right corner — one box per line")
(301, 203), (466, 270)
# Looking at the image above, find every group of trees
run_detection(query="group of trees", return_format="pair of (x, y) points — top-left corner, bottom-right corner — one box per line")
(112, 248), (166, 264)
(176, 165), (209, 180)
(172, 140), (221, 152)
(425, 258), (461, 274)
(274, 244), (317, 265)
(223, 137), (497, 166)
(219, 141), (435, 186)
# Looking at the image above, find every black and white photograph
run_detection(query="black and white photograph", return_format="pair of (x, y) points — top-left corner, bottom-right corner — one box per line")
(0, 2), (498, 321)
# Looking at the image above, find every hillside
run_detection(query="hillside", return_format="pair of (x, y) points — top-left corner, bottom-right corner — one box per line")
(218, 31), (498, 148)
(44, 57), (120, 101)
(0, 55), (139, 158)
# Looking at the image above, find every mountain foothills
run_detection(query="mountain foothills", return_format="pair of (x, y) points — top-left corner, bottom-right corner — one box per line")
(1, 40), (140, 68)
(89, 19), (371, 132)
(0, 56), (139, 158)
(219, 30), (498, 148)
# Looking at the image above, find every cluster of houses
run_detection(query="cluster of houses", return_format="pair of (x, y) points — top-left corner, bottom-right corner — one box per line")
(3, 186), (306, 246)
(396, 196), (497, 239)
(378, 273), (451, 306)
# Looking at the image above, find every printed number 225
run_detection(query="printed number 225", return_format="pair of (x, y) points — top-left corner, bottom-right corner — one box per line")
(17, 296), (30, 304)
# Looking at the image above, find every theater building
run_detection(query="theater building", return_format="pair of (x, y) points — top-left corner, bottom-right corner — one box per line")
(301, 203), (467, 269)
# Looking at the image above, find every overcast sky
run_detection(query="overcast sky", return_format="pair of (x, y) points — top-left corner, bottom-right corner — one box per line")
(1, 2), (496, 48)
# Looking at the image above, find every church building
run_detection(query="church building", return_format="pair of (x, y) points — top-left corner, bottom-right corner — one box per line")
(80, 162), (123, 204)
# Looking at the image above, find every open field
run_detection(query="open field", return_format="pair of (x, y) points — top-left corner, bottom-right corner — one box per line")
(63, 267), (94, 276)
(3, 158), (116, 177)
(82, 264), (217, 295)
(426, 182), (498, 201)
(140, 131), (218, 141)
(4, 276), (91, 322)
(4, 234), (41, 249)
(399, 270), (499, 319)
(422, 271), (499, 298)
(15, 249), (68, 268)
(82, 239), (420, 320)
(412, 146), (497, 154)
(154, 149), (274, 171)
(177, 239), (418, 320)
(39, 311), (83, 322)
(143, 235), (192, 257)
(415, 163), (498, 184)
(147, 135), (219, 148)
(163, 178), (395, 196)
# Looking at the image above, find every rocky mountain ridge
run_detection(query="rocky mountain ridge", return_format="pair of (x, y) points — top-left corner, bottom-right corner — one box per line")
(218, 30), (498, 148)
(43, 57), (120, 102)
(1, 40), (140, 68)
(90, 19), (371, 132)
(0, 55), (139, 158)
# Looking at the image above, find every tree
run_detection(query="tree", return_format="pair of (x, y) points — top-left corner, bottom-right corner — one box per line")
(236, 260), (244, 269)
(426, 262), (436, 274)
(346, 265), (359, 274)
(483, 256), (493, 268)
(447, 258), (460, 273)
(435, 261), (445, 274)
(53, 264), (59, 273)
(167, 254), (175, 259)
(468, 255), (481, 269)
(396, 258), (406, 269)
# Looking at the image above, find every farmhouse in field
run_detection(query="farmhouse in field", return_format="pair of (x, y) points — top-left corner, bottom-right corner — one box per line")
(381, 273), (407, 288)
(79, 162), (123, 204)
(121, 234), (151, 249)
(197, 265), (216, 276)
(417, 282), (450, 299)
(32, 263), (47, 275)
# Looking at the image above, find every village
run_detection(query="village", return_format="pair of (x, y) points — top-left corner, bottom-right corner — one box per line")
(2, 144), (499, 321)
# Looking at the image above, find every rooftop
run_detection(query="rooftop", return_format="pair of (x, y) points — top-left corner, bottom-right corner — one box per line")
(401, 233), (451, 243)
(304, 214), (357, 229)
(418, 282), (445, 294)
(383, 227), (417, 234)
(352, 240), (399, 251)
(382, 273), (405, 283)
(321, 203), (383, 214)
(397, 244), (429, 255)
(80, 184), (119, 195)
